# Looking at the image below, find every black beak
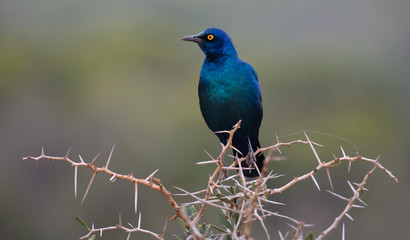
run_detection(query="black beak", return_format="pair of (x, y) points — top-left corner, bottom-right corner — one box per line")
(181, 34), (203, 44)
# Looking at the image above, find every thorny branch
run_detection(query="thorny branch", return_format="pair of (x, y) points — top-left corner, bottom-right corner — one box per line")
(80, 213), (165, 240)
(317, 164), (378, 240)
(23, 121), (398, 239)
(23, 147), (194, 240)
(191, 120), (243, 227)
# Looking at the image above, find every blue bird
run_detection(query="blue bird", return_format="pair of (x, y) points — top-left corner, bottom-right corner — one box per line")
(182, 28), (265, 177)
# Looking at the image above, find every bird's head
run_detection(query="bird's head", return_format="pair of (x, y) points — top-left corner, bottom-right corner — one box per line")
(181, 28), (237, 58)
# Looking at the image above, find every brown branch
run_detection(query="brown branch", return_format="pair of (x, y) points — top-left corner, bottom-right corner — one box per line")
(267, 153), (398, 196)
(243, 149), (272, 239)
(317, 164), (378, 240)
(79, 214), (162, 240)
(23, 150), (196, 239)
(23, 121), (399, 240)
(192, 120), (242, 226)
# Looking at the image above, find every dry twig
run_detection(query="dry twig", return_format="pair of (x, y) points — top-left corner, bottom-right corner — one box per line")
(23, 121), (398, 239)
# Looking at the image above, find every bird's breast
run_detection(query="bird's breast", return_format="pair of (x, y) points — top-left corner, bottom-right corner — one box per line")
(198, 69), (261, 134)
(199, 68), (238, 108)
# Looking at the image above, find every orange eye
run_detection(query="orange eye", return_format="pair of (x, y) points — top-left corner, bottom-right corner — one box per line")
(207, 34), (214, 41)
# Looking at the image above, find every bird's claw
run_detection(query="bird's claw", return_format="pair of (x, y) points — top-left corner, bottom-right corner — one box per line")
(218, 156), (228, 182)
(245, 150), (257, 174)
(246, 138), (257, 174)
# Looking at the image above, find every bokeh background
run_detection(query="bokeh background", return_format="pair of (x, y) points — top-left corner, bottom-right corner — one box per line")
(1, 0), (409, 239)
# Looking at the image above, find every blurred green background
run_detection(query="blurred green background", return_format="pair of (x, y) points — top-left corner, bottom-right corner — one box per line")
(1, 0), (409, 239)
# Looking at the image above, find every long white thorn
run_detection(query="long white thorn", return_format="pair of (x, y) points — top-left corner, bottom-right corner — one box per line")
(347, 180), (356, 193)
(327, 190), (349, 201)
(134, 183), (138, 214)
(326, 168), (334, 191)
(196, 160), (218, 165)
(311, 175), (321, 191)
(65, 146), (72, 158)
(340, 146), (346, 157)
(90, 151), (101, 165)
(74, 166), (78, 198)
(145, 169), (159, 180)
(278, 231), (285, 240)
(81, 172), (97, 204)
(138, 212), (142, 228)
(105, 144), (115, 168)
(304, 131), (321, 164)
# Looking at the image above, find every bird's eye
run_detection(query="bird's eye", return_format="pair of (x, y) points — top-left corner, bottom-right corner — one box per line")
(207, 34), (214, 41)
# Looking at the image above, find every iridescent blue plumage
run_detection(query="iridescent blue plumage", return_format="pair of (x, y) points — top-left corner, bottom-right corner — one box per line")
(182, 28), (264, 177)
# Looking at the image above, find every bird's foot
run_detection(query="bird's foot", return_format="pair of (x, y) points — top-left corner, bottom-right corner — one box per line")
(245, 150), (257, 174)
(218, 156), (228, 182)
(245, 138), (260, 176)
